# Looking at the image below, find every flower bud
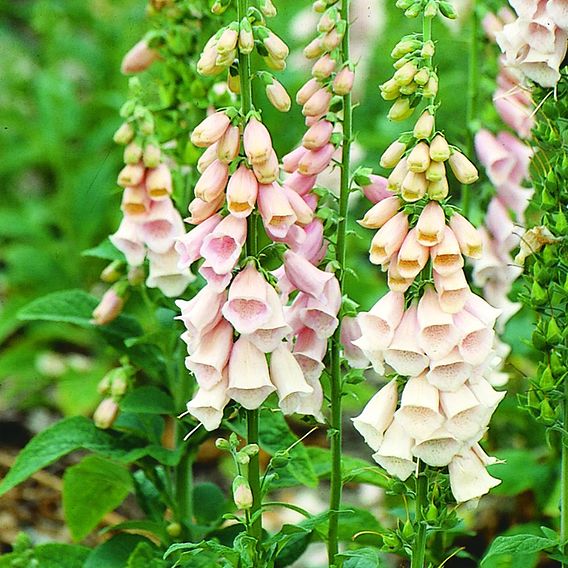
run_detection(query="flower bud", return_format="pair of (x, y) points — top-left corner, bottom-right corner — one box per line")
(380, 140), (407, 168)
(399, 82), (418, 96)
(429, 134), (451, 162)
(143, 143), (161, 168)
(387, 157), (409, 192)
(413, 111), (434, 139)
(448, 151), (479, 184)
(449, 213), (483, 258)
(413, 67), (430, 86)
(227, 70), (241, 93)
(232, 475), (253, 509)
(252, 150), (279, 183)
(216, 26), (239, 55)
(407, 142), (431, 173)
(427, 177), (449, 200)
(401, 171), (427, 202)
(195, 159), (229, 202)
(297, 78), (321, 105)
(198, 143), (219, 174)
(393, 61), (418, 86)
(244, 118), (274, 164)
(117, 163), (145, 188)
(388, 97), (413, 121)
(191, 112), (231, 148)
(217, 124), (241, 163)
(92, 287), (126, 325)
(302, 88), (333, 117)
(266, 80), (291, 112)
(121, 40), (159, 75)
(424, 0), (438, 18)
(302, 120), (334, 150)
(123, 142), (143, 165)
(317, 7), (338, 32)
(146, 163), (173, 200)
(322, 27), (343, 51)
(260, 0), (277, 16)
(93, 398), (119, 429)
(313, 0), (327, 12)
(425, 160), (446, 182)
(391, 38), (421, 59)
(303, 37), (325, 59)
(423, 74), (439, 98)
(113, 122), (135, 145)
(197, 46), (223, 76)
(227, 164), (258, 217)
(439, 1), (457, 19)
(312, 54), (336, 79)
(101, 260), (124, 284)
(421, 40), (435, 58)
(333, 67), (355, 95)
(127, 265), (145, 286)
(264, 31), (289, 61)
(238, 18), (254, 54)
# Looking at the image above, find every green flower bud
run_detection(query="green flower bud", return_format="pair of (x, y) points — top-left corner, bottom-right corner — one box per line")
(550, 352), (565, 378)
(424, 0), (438, 18)
(421, 40), (435, 58)
(391, 39), (422, 59)
(402, 519), (415, 539)
(405, 3), (423, 18)
(438, 1), (458, 19)
(546, 317), (562, 345)
(531, 280), (548, 306)
(538, 365), (555, 391)
(166, 522), (182, 537)
(426, 504), (438, 522)
(215, 438), (231, 451)
(539, 399), (555, 424)
(232, 475), (253, 510)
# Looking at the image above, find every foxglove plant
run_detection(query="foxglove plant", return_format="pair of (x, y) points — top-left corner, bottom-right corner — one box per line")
(354, 0), (504, 564)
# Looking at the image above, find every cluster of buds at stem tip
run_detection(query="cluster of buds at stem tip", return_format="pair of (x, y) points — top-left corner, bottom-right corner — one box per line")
(196, 12), (291, 113)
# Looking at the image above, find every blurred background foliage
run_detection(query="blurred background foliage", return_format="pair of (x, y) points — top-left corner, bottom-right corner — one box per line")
(0, 0), (555, 562)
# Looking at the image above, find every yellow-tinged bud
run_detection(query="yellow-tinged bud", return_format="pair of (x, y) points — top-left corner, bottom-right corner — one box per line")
(401, 171), (427, 202)
(123, 142), (143, 165)
(380, 79), (400, 101)
(232, 475), (253, 509)
(407, 142), (431, 173)
(413, 67), (430, 86)
(380, 140), (407, 169)
(238, 19), (254, 54)
(216, 27), (238, 55)
(421, 40), (435, 58)
(387, 158), (408, 192)
(393, 61), (418, 86)
(423, 75), (439, 98)
(113, 122), (134, 145)
(388, 98), (413, 121)
(429, 134), (451, 162)
(304, 37), (325, 59)
(266, 80), (292, 112)
(448, 151), (479, 184)
(264, 55), (286, 71)
(427, 177), (449, 200)
(399, 82), (418, 95)
(413, 111), (435, 139)
(425, 160), (446, 182)
(227, 71), (241, 93)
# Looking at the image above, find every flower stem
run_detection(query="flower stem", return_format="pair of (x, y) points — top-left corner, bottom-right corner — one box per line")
(238, 0), (262, 549)
(561, 376), (568, 565)
(328, 0), (351, 565)
(463, 0), (478, 217)
(411, 462), (428, 568)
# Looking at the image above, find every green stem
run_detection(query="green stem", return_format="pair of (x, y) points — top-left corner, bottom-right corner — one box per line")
(238, 0), (262, 550)
(462, 0), (478, 217)
(328, 1), (351, 565)
(562, 376), (568, 564)
(422, 14), (435, 112)
(411, 462), (428, 568)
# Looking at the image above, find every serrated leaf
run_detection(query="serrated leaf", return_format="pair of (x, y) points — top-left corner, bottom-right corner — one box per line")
(0, 416), (149, 496)
(481, 534), (556, 566)
(63, 455), (133, 541)
(120, 386), (175, 415)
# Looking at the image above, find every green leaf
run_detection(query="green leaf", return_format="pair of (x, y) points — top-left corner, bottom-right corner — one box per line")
(338, 548), (384, 568)
(82, 238), (125, 261)
(63, 455), (133, 541)
(85, 534), (152, 568)
(0, 544), (91, 568)
(488, 450), (550, 497)
(100, 520), (169, 544)
(193, 482), (228, 524)
(120, 386), (176, 415)
(481, 534), (556, 566)
(0, 416), (149, 496)
(127, 542), (166, 568)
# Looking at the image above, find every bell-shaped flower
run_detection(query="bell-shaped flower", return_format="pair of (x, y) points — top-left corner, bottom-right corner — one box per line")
(412, 427), (461, 467)
(302, 119), (334, 150)
(283, 250), (334, 300)
(358, 196), (400, 229)
(186, 370), (229, 431)
(110, 217), (145, 267)
(426, 348), (472, 392)
(372, 419), (416, 481)
(186, 194), (225, 225)
(464, 293), (502, 328)
(146, 163), (173, 201)
(448, 450), (501, 503)
(176, 285), (226, 338)
(283, 186), (314, 226)
(118, 162), (145, 188)
(282, 146), (308, 173)
(121, 185), (151, 217)
(246, 285), (292, 353)
(341, 316), (369, 369)
(300, 277), (341, 339)
(396, 375), (444, 440)
(440, 385), (486, 441)
(270, 344), (314, 415)
(468, 377), (506, 425)
(387, 254), (414, 293)
(191, 111), (230, 148)
(175, 213), (222, 270)
(352, 380), (398, 451)
(200, 214), (247, 274)
(195, 159), (229, 203)
(294, 372), (325, 422)
(384, 305), (429, 377)
(199, 261), (233, 292)
(416, 201), (446, 246)
(297, 144), (335, 176)
(243, 118), (273, 164)
(121, 39), (159, 74)
(449, 213), (483, 259)
(222, 264), (272, 334)
(396, 228), (429, 280)
(253, 150), (280, 184)
(454, 310), (495, 366)
(292, 327), (327, 382)
(357, 291), (405, 351)
(361, 175), (392, 204)
(369, 211), (409, 267)
(293, 219), (327, 265)
(474, 129), (514, 185)
(141, 200), (186, 254)
(217, 124), (241, 163)
(185, 318), (233, 389)
(146, 248), (194, 297)
(434, 268), (470, 314)
(227, 336), (276, 409)
(258, 183), (297, 238)
(417, 286), (461, 359)
(284, 171), (317, 196)
(227, 165), (258, 218)
(431, 226), (464, 275)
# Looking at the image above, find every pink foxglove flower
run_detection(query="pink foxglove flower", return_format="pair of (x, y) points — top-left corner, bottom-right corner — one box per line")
(175, 213), (222, 270)
(227, 165), (258, 218)
(146, 248), (194, 297)
(110, 218), (145, 267)
(176, 285), (226, 338)
(200, 215), (247, 275)
(283, 250), (334, 300)
(412, 428), (461, 467)
(449, 450), (501, 503)
(340, 316), (369, 369)
(227, 336), (275, 410)
(121, 39), (159, 74)
(186, 370), (230, 431)
(141, 200), (186, 254)
(426, 348), (472, 393)
(372, 419), (416, 481)
(222, 264), (272, 334)
(292, 327), (326, 382)
(92, 288), (125, 325)
(257, 183), (297, 238)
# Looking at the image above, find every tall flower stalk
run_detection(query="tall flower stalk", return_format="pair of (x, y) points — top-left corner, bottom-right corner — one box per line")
(353, 0), (505, 564)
